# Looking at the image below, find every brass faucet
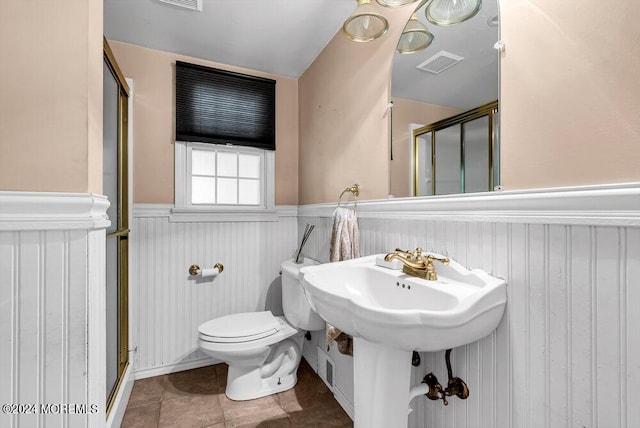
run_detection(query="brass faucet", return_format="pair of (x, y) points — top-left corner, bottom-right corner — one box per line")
(384, 247), (449, 280)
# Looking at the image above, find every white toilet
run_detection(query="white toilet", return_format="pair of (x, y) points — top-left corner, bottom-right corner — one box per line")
(197, 258), (324, 401)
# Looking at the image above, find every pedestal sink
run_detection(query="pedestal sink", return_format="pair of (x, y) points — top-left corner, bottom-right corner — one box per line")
(300, 254), (506, 428)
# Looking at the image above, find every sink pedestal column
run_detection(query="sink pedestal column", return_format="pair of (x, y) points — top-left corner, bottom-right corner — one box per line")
(353, 337), (412, 428)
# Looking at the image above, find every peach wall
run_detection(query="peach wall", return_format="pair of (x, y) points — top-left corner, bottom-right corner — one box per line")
(500, 0), (640, 190)
(108, 42), (299, 205)
(390, 97), (460, 198)
(298, 4), (415, 204)
(0, 0), (103, 193)
(87, 0), (104, 194)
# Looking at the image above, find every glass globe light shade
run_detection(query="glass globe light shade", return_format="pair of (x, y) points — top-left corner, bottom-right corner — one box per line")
(376, 0), (420, 7)
(426, 0), (482, 26)
(396, 13), (434, 54)
(343, 0), (389, 42)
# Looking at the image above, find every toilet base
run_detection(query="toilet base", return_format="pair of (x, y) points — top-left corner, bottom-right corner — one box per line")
(225, 370), (298, 401)
(223, 334), (304, 401)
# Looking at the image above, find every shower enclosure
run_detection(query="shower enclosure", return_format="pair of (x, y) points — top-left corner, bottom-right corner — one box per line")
(413, 101), (499, 196)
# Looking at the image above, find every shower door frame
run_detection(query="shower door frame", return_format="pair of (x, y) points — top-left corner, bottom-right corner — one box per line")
(412, 100), (499, 196)
(104, 37), (130, 417)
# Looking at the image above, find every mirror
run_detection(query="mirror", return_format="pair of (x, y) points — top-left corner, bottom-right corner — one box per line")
(389, 0), (500, 197)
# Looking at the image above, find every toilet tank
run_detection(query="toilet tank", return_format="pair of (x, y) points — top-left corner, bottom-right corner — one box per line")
(281, 258), (325, 331)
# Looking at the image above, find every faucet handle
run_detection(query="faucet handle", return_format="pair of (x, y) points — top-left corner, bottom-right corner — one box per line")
(426, 254), (450, 265)
(422, 252), (450, 281)
(394, 248), (414, 257)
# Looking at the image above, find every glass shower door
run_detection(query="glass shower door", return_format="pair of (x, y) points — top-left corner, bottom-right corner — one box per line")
(463, 116), (490, 193)
(415, 131), (433, 196)
(434, 125), (461, 195)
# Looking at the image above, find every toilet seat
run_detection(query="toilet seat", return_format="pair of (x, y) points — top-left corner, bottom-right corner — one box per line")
(198, 311), (281, 344)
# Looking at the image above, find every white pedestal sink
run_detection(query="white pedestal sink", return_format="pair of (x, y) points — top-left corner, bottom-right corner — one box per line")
(300, 254), (507, 428)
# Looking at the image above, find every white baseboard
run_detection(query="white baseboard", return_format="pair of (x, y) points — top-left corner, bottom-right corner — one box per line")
(106, 364), (135, 428)
(301, 331), (320, 373)
(134, 357), (221, 380)
(333, 386), (355, 421)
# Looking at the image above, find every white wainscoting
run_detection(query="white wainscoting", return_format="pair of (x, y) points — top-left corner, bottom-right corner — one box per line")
(0, 192), (108, 428)
(298, 184), (640, 428)
(131, 205), (299, 377)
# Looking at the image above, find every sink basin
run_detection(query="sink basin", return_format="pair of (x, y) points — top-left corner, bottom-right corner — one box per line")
(300, 254), (506, 352)
(300, 254), (507, 428)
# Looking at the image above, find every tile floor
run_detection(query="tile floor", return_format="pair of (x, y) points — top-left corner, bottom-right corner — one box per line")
(121, 359), (353, 427)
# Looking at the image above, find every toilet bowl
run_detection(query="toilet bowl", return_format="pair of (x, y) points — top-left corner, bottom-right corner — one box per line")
(197, 258), (324, 401)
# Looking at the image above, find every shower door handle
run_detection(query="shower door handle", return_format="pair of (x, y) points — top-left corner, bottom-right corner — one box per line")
(107, 228), (130, 238)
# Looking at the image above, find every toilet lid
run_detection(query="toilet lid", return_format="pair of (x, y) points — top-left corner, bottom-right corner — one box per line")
(198, 311), (280, 343)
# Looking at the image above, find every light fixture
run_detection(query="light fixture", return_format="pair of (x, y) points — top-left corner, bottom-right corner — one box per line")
(426, 0), (482, 26)
(376, 0), (419, 7)
(396, 13), (434, 54)
(342, 0), (389, 42)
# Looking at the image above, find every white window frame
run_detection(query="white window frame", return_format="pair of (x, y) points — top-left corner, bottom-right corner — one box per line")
(172, 141), (276, 222)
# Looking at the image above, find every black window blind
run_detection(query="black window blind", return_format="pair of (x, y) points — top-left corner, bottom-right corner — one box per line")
(176, 61), (276, 150)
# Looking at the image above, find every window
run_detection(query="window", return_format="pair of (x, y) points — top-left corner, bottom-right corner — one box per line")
(191, 144), (262, 206)
(173, 61), (276, 220)
(174, 142), (275, 218)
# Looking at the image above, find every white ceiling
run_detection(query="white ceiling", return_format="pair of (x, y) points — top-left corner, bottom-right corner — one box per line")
(104, 0), (354, 78)
(104, 0), (499, 110)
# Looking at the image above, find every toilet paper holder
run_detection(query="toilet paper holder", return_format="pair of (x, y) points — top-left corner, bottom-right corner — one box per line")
(189, 263), (224, 276)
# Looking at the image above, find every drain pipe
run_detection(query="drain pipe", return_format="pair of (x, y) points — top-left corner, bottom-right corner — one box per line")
(408, 383), (430, 414)
(408, 349), (470, 411)
(410, 383), (430, 402)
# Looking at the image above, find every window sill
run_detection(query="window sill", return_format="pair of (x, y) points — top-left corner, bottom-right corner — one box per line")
(169, 207), (279, 222)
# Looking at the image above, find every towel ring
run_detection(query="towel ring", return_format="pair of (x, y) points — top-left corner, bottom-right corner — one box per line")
(338, 184), (359, 210)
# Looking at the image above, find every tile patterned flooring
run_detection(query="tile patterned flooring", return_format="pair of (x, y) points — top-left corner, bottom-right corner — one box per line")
(121, 360), (353, 427)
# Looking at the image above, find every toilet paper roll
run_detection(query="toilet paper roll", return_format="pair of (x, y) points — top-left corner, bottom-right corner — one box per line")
(200, 268), (220, 278)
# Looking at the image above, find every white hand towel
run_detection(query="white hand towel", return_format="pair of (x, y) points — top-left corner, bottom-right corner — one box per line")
(329, 207), (360, 263)
(326, 206), (359, 355)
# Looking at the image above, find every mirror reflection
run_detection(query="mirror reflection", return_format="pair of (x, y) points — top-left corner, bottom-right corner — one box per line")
(413, 101), (498, 196)
(389, 0), (500, 197)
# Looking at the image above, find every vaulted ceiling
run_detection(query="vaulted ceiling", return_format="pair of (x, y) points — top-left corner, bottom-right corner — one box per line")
(104, 0), (499, 109)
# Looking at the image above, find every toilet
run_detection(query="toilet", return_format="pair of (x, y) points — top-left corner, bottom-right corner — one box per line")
(197, 258), (324, 401)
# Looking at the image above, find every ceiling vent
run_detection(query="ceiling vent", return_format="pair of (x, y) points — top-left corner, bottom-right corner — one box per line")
(158, 0), (203, 11)
(416, 51), (464, 74)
